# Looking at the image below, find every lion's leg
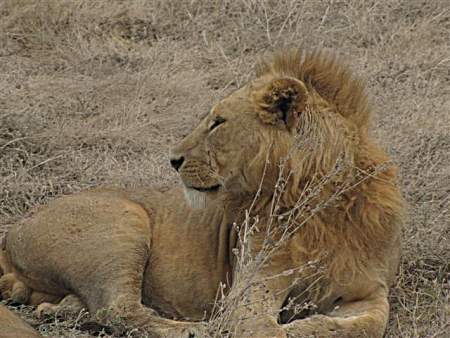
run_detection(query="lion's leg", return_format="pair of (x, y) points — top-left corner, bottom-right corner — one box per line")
(283, 289), (389, 338)
(55, 218), (207, 337)
(67, 233), (208, 337)
(97, 296), (207, 338)
(71, 261), (207, 337)
(231, 281), (288, 338)
(230, 235), (293, 338)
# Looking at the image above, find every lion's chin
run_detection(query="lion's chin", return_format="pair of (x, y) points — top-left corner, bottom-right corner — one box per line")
(183, 187), (208, 209)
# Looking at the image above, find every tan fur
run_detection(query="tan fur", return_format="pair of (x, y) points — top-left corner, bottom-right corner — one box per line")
(0, 49), (403, 338)
(0, 304), (42, 338)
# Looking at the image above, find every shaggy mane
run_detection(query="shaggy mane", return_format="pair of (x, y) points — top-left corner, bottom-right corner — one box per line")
(256, 49), (371, 129)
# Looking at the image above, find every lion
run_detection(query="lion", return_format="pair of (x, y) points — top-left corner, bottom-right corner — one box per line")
(0, 49), (404, 338)
(0, 304), (42, 338)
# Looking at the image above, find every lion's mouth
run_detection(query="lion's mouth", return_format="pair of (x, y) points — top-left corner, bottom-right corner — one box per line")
(189, 184), (221, 193)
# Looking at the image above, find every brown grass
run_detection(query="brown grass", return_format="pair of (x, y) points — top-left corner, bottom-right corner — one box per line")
(0, 0), (448, 337)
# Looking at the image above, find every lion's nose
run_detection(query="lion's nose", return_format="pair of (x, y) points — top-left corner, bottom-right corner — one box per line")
(170, 156), (184, 171)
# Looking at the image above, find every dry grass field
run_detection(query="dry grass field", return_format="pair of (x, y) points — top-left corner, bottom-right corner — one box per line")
(0, 0), (448, 337)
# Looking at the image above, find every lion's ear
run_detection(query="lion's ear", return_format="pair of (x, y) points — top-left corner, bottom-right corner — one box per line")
(253, 77), (308, 130)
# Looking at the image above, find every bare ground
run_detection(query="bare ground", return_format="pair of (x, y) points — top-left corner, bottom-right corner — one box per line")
(0, 0), (449, 337)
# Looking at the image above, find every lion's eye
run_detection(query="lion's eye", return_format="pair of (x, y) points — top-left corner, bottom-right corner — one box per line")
(209, 116), (226, 131)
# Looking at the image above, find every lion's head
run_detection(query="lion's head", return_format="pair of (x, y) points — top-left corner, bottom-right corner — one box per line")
(170, 50), (369, 208)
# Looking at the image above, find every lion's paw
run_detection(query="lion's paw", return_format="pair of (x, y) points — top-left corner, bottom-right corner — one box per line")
(35, 302), (58, 318)
(35, 294), (85, 319)
(154, 322), (208, 338)
(239, 327), (287, 338)
(235, 316), (287, 338)
(283, 315), (341, 338)
(0, 273), (31, 304)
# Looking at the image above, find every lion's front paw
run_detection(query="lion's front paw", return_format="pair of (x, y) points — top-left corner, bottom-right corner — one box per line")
(236, 318), (287, 338)
(240, 327), (287, 338)
(154, 322), (209, 338)
(284, 315), (340, 338)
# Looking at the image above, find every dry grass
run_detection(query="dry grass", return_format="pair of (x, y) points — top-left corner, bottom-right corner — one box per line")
(0, 0), (448, 337)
